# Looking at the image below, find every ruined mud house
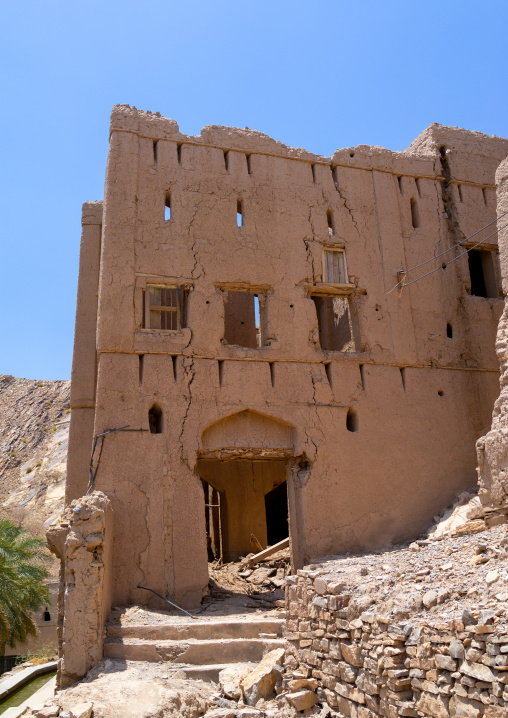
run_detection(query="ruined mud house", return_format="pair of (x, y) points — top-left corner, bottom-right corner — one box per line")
(66, 105), (508, 609)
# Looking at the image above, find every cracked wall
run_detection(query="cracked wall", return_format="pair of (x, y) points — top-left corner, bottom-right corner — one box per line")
(67, 106), (508, 608)
(477, 158), (508, 514)
(47, 491), (113, 689)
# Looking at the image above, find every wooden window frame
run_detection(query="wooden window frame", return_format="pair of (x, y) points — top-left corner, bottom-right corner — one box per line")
(323, 248), (348, 285)
(144, 285), (187, 332)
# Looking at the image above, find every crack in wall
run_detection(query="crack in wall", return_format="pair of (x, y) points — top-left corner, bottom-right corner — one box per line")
(178, 358), (196, 471)
(332, 168), (359, 235)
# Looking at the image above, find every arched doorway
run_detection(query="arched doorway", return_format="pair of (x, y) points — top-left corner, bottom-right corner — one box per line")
(196, 410), (302, 566)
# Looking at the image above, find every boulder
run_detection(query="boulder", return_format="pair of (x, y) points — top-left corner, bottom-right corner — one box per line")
(240, 648), (285, 705)
(68, 704), (93, 718)
(219, 663), (253, 700)
(286, 690), (319, 711)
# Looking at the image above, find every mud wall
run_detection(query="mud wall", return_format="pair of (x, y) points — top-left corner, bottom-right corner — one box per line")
(478, 158), (508, 515)
(47, 491), (113, 689)
(68, 106), (508, 607)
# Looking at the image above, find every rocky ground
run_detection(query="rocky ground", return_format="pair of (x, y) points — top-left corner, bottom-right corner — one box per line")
(0, 375), (70, 536)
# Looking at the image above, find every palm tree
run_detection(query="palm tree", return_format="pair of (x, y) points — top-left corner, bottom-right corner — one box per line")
(0, 519), (50, 653)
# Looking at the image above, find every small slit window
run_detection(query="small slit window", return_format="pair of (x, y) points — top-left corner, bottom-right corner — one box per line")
(144, 286), (188, 331)
(237, 199), (243, 227)
(149, 404), (163, 434)
(165, 193), (171, 221)
(323, 249), (347, 284)
(410, 198), (420, 229)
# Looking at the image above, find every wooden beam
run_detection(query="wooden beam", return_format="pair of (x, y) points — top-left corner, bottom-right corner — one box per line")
(246, 537), (290, 567)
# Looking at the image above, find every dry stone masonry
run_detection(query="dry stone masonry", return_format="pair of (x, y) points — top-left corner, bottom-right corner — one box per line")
(284, 523), (508, 717)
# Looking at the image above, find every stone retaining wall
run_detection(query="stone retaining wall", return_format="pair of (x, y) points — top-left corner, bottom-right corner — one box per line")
(284, 571), (507, 717)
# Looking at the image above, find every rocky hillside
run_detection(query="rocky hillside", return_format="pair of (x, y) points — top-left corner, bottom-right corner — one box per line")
(0, 375), (70, 536)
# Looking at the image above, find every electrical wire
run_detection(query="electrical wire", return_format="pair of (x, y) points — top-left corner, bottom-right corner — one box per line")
(398, 222), (508, 291)
(405, 211), (508, 274)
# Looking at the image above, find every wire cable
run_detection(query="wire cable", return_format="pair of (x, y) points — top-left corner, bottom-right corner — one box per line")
(404, 210), (508, 274)
(398, 223), (507, 290)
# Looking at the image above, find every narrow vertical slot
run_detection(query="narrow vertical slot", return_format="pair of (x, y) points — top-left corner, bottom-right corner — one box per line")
(447, 323), (453, 339)
(326, 209), (334, 235)
(415, 178), (421, 197)
(246, 154), (252, 174)
(138, 354), (144, 386)
(237, 199), (243, 228)
(397, 176), (403, 194)
(331, 166), (339, 190)
(177, 143), (182, 165)
(359, 363), (365, 389)
(153, 141), (158, 164)
(410, 198), (420, 228)
(224, 151), (229, 172)
(172, 355), (177, 381)
(400, 367), (406, 392)
(218, 360), (224, 387)
(482, 188), (488, 206)
(165, 192), (171, 221)
(269, 362), (275, 388)
(457, 184), (463, 202)
(311, 164), (317, 184)
(324, 362), (332, 387)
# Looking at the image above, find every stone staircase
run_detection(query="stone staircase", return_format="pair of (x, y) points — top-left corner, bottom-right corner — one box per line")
(104, 616), (285, 682)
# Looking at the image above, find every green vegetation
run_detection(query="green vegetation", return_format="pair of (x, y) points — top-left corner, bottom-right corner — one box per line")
(0, 520), (50, 652)
(15, 642), (57, 666)
(10, 453), (17, 459)
(35, 462), (42, 467)
(25, 468), (32, 474)
(65, 409), (71, 414)
(37, 383), (43, 387)
(21, 439), (26, 444)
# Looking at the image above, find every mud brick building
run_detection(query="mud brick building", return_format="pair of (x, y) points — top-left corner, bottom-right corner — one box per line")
(66, 106), (508, 608)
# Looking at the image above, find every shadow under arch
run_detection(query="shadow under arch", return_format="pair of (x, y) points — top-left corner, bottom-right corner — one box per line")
(196, 409), (305, 570)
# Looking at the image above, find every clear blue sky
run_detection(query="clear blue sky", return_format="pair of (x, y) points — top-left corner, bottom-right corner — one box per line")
(1, 0), (507, 380)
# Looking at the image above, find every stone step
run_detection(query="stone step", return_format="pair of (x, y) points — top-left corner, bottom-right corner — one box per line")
(103, 637), (285, 665)
(106, 618), (284, 642)
(167, 663), (243, 682)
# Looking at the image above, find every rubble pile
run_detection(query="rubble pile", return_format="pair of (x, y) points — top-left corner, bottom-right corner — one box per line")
(284, 522), (508, 717)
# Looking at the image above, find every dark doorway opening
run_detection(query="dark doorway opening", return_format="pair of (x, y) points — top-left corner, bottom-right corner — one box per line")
(468, 249), (498, 298)
(265, 481), (288, 546)
(197, 459), (289, 563)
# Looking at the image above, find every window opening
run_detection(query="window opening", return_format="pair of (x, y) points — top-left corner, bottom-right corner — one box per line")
(410, 198), (420, 228)
(415, 178), (422, 197)
(324, 362), (332, 387)
(331, 166), (339, 190)
(172, 355), (178, 381)
(397, 176), (403, 193)
(468, 249), (497, 298)
(457, 184), (463, 202)
(312, 295), (356, 352)
(218, 360), (224, 387)
(246, 154), (252, 174)
(326, 209), (334, 235)
(323, 249), (347, 284)
(148, 404), (163, 434)
(43, 610), (51, 622)
(400, 367), (406, 392)
(359, 363), (365, 389)
(438, 390), (444, 397)
(269, 362), (275, 388)
(165, 193), (171, 221)
(237, 199), (243, 227)
(224, 151), (229, 172)
(482, 188), (488, 206)
(223, 291), (262, 348)
(346, 407), (358, 432)
(153, 140), (158, 164)
(446, 323), (453, 339)
(138, 355), (144, 386)
(145, 286), (187, 331)
(177, 143), (182, 165)
(311, 164), (317, 184)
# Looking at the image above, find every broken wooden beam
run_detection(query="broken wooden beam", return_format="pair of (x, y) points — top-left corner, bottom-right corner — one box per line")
(246, 537), (290, 567)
